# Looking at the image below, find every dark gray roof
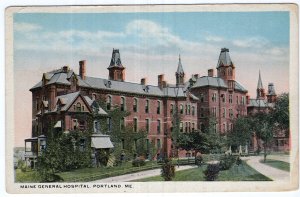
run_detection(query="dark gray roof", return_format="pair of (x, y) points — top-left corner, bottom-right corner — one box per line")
(176, 55), (184, 74)
(257, 70), (263, 89)
(217, 48), (233, 68)
(248, 99), (272, 108)
(53, 91), (80, 111)
(108, 49), (124, 68)
(267, 83), (276, 95)
(190, 76), (247, 92)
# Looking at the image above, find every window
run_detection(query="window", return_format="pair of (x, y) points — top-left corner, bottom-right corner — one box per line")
(157, 139), (161, 149)
(192, 106), (195, 116)
(133, 118), (138, 132)
(229, 94), (233, 103)
(200, 108), (205, 118)
(73, 119), (78, 130)
(212, 93), (217, 102)
(236, 96), (239, 104)
(180, 104), (184, 114)
(92, 93), (96, 100)
(185, 122), (188, 133)
(200, 94), (204, 102)
(229, 109), (233, 118)
(157, 101), (161, 114)
(82, 105), (85, 111)
(76, 102), (81, 112)
(222, 108), (226, 118)
(157, 120), (161, 134)
(185, 104), (188, 115)
(192, 123), (195, 132)
(188, 122), (191, 132)
(145, 100), (149, 113)
(133, 98), (138, 112)
(121, 97), (125, 111)
(120, 118), (125, 131)
(93, 120), (100, 133)
(170, 104), (174, 114)
(223, 123), (226, 133)
(106, 96), (112, 110)
(180, 122), (183, 132)
(146, 119), (150, 133)
(107, 118), (112, 132)
(221, 94), (226, 103)
(241, 96), (246, 105)
(212, 107), (217, 117)
(188, 105), (191, 115)
(228, 67), (232, 76)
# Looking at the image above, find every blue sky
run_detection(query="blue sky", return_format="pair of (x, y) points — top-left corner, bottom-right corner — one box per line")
(13, 11), (290, 146)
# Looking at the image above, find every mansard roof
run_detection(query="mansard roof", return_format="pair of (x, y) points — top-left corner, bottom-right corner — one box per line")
(190, 76), (247, 92)
(108, 48), (124, 69)
(248, 98), (273, 108)
(217, 48), (233, 68)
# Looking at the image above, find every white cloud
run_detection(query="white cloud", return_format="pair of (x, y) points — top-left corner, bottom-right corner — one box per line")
(205, 35), (224, 42)
(14, 22), (42, 32)
(232, 37), (269, 48)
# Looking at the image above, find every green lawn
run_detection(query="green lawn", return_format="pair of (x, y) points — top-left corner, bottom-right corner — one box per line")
(260, 159), (290, 172)
(15, 169), (43, 183)
(134, 162), (272, 182)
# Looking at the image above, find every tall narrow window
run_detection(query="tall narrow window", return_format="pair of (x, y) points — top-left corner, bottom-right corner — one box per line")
(185, 104), (188, 115)
(192, 123), (195, 132)
(157, 101), (161, 114)
(120, 97), (125, 111)
(200, 94), (204, 102)
(223, 108), (226, 118)
(120, 118), (125, 131)
(180, 104), (184, 114)
(188, 122), (191, 132)
(192, 106), (195, 116)
(229, 94), (233, 103)
(133, 98), (138, 112)
(200, 108), (204, 118)
(145, 100), (149, 113)
(221, 94), (226, 103)
(106, 96), (112, 110)
(107, 118), (112, 132)
(76, 102), (81, 112)
(170, 104), (174, 115)
(188, 105), (191, 115)
(180, 122), (183, 132)
(146, 119), (150, 133)
(157, 120), (161, 134)
(212, 93), (217, 102)
(236, 96), (239, 104)
(157, 139), (161, 149)
(133, 118), (138, 132)
(185, 122), (188, 133)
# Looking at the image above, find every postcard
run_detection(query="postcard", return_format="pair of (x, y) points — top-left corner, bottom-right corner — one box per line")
(5, 4), (298, 193)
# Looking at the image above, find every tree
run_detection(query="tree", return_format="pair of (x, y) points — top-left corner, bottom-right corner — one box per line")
(227, 117), (252, 151)
(250, 112), (274, 162)
(161, 158), (175, 181)
(271, 93), (289, 136)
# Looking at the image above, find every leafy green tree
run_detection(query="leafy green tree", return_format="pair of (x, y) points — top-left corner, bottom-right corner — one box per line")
(227, 117), (252, 150)
(161, 158), (175, 181)
(271, 93), (289, 136)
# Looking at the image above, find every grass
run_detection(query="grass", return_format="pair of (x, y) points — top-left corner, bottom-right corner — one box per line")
(134, 161), (272, 182)
(260, 159), (290, 172)
(15, 169), (42, 183)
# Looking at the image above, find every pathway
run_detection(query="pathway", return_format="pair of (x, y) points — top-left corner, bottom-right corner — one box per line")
(90, 165), (196, 182)
(242, 155), (290, 182)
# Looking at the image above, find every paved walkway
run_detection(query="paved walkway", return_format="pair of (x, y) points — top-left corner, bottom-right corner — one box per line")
(242, 155), (290, 182)
(91, 165), (196, 182)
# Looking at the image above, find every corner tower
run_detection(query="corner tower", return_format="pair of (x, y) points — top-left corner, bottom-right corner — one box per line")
(267, 83), (277, 103)
(175, 55), (185, 86)
(107, 49), (125, 81)
(217, 48), (235, 81)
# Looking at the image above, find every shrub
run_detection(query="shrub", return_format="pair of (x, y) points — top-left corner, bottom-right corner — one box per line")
(161, 158), (175, 181)
(219, 155), (236, 170)
(204, 164), (220, 181)
(132, 157), (146, 167)
(236, 156), (242, 166)
(17, 160), (28, 172)
(195, 155), (203, 166)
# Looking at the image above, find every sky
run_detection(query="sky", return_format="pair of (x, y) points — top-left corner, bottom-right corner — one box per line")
(13, 11), (290, 147)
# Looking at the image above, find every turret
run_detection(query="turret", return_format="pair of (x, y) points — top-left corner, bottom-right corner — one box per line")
(216, 48), (235, 81)
(107, 49), (125, 81)
(175, 55), (185, 86)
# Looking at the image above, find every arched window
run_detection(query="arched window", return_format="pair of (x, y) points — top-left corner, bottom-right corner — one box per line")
(185, 122), (188, 132)
(121, 97), (125, 111)
(157, 101), (161, 114)
(180, 104), (184, 114)
(76, 102), (81, 112)
(188, 105), (191, 115)
(145, 99), (149, 113)
(192, 106), (195, 116)
(106, 96), (112, 110)
(228, 67), (233, 76)
(133, 98), (138, 112)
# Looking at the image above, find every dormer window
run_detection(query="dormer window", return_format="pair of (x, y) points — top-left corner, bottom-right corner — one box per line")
(104, 80), (112, 88)
(76, 102), (81, 112)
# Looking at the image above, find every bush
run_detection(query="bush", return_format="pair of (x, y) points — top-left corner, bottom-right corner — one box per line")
(219, 155), (236, 170)
(161, 158), (175, 181)
(195, 155), (203, 166)
(17, 160), (28, 172)
(236, 156), (242, 166)
(132, 158), (146, 167)
(204, 164), (220, 181)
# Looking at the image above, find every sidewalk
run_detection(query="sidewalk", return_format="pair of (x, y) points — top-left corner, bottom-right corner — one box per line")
(90, 165), (196, 182)
(242, 155), (290, 182)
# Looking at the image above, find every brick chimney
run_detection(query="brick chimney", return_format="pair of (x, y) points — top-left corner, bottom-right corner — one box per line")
(208, 69), (214, 77)
(141, 78), (147, 85)
(79, 60), (86, 80)
(158, 74), (164, 89)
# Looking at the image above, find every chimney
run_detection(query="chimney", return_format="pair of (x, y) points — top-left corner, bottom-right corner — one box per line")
(158, 74), (164, 89)
(162, 81), (167, 88)
(62, 65), (69, 73)
(79, 60), (86, 80)
(246, 95), (250, 105)
(208, 69), (214, 77)
(194, 74), (199, 79)
(141, 78), (147, 85)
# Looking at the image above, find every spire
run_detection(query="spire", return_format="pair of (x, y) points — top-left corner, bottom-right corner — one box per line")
(176, 54), (184, 74)
(217, 48), (233, 68)
(108, 48), (123, 68)
(257, 70), (263, 89)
